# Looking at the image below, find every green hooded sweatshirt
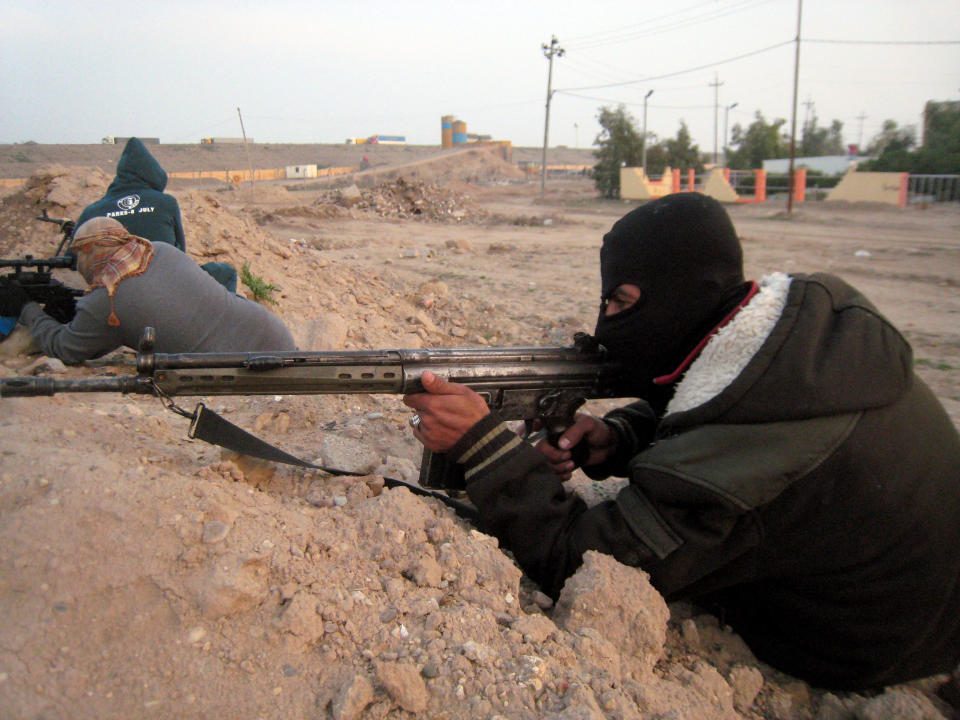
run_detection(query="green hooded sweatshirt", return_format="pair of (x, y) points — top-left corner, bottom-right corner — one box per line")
(76, 138), (185, 251)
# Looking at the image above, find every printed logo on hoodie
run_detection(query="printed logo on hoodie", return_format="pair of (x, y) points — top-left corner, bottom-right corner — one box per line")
(117, 194), (141, 211)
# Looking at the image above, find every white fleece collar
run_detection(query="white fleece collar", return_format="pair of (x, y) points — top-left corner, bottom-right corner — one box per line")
(666, 272), (792, 415)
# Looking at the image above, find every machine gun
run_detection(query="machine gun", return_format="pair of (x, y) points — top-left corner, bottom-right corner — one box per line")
(0, 329), (625, 503)
(0, 211), (82, 323)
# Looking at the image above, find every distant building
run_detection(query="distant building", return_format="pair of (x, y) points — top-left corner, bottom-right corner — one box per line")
(200, 137), (250, 144)
(286, 164), (318, 179)
(762, 154), (873, 175)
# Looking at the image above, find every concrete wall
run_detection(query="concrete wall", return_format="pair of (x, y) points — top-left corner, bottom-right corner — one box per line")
(827, 169), (907, 206)
(620, 167), (675, 200)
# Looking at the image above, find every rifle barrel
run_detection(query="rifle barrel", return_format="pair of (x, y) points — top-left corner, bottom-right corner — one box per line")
(0, 376), (151, 397)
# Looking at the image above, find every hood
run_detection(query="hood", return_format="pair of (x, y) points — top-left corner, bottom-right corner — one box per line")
(664, 272), (913, 425)
(107, 138), (167, 193)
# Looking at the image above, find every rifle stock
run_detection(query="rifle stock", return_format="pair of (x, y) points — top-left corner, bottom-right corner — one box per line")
(1, 329), (624, 492)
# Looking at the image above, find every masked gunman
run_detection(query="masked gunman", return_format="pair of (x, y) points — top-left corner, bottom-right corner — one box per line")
(404, 192), (960, 692)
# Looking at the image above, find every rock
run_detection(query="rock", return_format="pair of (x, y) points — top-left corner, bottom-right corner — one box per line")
(25, 355), (68, 375)
(0, 326), (39, 358)
(405, 557), (442, 588)
(339, 184), (363, 207)
(189, 552), (269, 619)
(462, 640), (494, 664)
(295, 312), (348, 350)
(728, 664), (764, 713)
(274, 592), (325, 642)
(376, 661), (428, 713)
(318, 434), (381, 475)
(219, 451), (276, 484)
(329, 673), (373, 720)
(553, 551), (669, 677)
(201, 520), (229, 544)
(513, 613), (557, 644)
(375, 456), (418, 483)
(855, 688), (948, 720)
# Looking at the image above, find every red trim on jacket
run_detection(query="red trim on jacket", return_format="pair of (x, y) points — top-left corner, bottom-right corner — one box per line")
(653, 281), (760, 386)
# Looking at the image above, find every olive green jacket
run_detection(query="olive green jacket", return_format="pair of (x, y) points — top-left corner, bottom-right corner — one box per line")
(453, 272), (960, 690)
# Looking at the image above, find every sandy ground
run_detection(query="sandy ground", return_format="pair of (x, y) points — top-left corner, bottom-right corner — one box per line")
(0, 149), (958, 720)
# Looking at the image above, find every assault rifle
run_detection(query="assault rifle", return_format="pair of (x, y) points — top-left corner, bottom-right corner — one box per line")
(0, 329), (624, 503)
(0, 211), (82, 323)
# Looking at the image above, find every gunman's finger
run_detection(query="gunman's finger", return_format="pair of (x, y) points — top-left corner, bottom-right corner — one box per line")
(420, 370), (470, 395)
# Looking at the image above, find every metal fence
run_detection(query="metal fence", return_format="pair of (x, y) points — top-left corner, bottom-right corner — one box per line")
(906, 175), (960, 205)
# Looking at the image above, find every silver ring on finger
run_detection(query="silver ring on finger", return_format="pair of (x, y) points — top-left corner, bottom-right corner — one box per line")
(409, 414), (422, 429)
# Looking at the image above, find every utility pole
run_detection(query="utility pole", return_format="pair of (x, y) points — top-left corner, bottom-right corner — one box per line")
(724, 102), (739, 165)
(237, 106), (254, 192)
(709, 74), (724, 165)
(642, 89), (654, 175)
(856, 112), (867, 150)
(574, 122), (579, 149)
(540, 35), (564, 197)
(787, 0), (803, 214)
(802, 97), (815, 133)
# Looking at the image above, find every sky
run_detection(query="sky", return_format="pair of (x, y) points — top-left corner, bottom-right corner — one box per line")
(1, 0), (958, 155)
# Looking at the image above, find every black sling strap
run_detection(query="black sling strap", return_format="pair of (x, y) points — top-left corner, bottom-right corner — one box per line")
(184, 402), (477, 520)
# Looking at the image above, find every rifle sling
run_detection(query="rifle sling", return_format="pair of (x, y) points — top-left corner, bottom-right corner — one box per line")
(186, 402), (477, 520)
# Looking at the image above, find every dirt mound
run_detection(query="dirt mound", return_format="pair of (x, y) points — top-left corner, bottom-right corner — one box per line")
(0, 164), (111, 256)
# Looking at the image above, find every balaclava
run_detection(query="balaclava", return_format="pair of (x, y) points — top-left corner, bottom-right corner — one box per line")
(594, 192), (746, 400)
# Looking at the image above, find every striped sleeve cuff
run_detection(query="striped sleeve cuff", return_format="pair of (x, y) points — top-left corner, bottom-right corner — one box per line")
(449, 412), (525, 484)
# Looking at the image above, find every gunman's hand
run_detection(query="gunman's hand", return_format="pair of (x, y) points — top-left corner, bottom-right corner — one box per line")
(402, 371), (490, 453)
(535, 414), (618, 481)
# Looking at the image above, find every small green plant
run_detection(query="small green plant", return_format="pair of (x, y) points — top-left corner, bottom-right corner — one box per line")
(241, 262), (279, 305)
(915, 358), (957, 371)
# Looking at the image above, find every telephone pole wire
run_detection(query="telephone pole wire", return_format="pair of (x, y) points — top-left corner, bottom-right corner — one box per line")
(541, 35), (565, 197)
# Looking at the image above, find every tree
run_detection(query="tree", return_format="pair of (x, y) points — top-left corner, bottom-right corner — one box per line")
(726, 112), (787, 169)
(592, 105), (643, 198)
(663, 121), (703, 172)
(801, 114), (845, 156)
(865, 119), (916, 157)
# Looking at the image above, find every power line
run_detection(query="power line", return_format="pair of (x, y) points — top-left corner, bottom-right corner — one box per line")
(559, 90), (715, 109)
(556, 40), (793, 93)
(565, 0), (776, 51)
(805, 38), (960, 45)
(563, 0), (720, 45)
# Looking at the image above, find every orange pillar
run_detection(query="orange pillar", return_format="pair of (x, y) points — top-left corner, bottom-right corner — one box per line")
(792, 168), (807, 203)
(672, 169), (681, 194)
(687, 169), (695, 191)
(754, 169), (767, 202)
(724, 168), (731, 182)
(898, 173), (909, 207)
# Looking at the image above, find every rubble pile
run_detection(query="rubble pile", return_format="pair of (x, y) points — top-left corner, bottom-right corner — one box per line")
(334, 178), (488, 223)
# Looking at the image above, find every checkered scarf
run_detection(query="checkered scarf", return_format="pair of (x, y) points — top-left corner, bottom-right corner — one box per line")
(72, 222), (155, 327)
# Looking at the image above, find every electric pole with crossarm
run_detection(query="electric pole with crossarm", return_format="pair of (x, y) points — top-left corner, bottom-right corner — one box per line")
(540, 35), (565, 197)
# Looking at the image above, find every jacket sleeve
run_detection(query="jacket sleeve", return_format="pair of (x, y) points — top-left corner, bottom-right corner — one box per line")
(456, 413), (758, 600)
(455, 413), (674, 598)
(20, 296), (120, 365)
